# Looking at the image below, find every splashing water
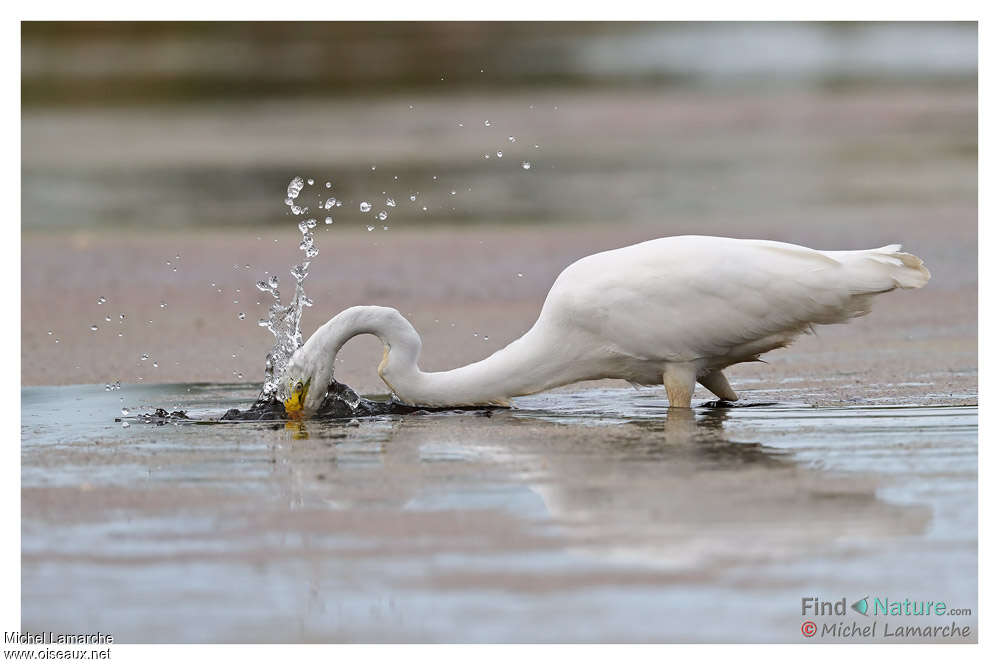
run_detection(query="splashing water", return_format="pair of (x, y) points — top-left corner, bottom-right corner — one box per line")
(256, 176), (318, 399)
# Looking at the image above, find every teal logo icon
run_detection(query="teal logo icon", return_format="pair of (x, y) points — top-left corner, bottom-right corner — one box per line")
(851, 597), (869, 616)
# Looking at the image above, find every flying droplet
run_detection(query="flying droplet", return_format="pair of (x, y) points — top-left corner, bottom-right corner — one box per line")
(496, 151), (503, 158)
(325, 216), (333, 224)
(89, 324), (98, 331)
(307, 178), (315, 186)
(522, 161), (532, 170)
(159, 302), (167, 309)
(325, 181), (332, 188)
(377, 211), (388, 221)
(366, 225), (375, 232)
(152, 362), (159, 368)
(409, 194), (417, 202)
(140, 353), (149, 361)
(97, 296), (107, 304)
(121, 407), (129, 415)
(484, 120), (491, 126)
(360, 202), (372, 213)
(517, 272), (524, 278)
(386, 198), (396, 207)
(47, 330), (52, 335)
(104, 315), (112, 322)
(238, 312), (246, 320)
(508, 136), (516, 142)
(121, 421), (130, 428)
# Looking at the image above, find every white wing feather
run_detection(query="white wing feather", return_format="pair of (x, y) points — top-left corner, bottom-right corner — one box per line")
(540, 236), (929, 366)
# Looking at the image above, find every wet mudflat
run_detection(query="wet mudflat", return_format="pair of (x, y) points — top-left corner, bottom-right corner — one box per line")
(21, 383), (977, 642)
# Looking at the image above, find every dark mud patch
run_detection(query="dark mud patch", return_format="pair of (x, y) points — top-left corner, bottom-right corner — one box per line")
(219, 378), (498, 422)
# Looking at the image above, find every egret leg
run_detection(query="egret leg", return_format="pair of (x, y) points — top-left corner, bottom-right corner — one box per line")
(698, 369), (738, 402)
(663, 363), (697, 409)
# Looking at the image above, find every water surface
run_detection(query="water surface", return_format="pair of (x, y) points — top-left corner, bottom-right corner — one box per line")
(21, 383), (977, 642)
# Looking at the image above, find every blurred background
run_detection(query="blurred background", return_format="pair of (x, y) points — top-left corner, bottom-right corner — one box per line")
(21, 22), (977, 389)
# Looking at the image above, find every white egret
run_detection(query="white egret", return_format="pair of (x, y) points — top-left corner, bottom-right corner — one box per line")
(281, 235), (929, 416)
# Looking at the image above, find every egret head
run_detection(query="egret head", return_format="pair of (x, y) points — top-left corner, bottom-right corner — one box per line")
(280, 348), (332, 419)
(282, 376), (311, 419)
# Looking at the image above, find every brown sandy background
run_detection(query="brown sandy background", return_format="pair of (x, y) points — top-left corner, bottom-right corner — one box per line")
(22, 83), (977, 404)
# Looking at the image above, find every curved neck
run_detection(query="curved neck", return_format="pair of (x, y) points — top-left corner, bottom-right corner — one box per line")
(302, 305), (581, 407)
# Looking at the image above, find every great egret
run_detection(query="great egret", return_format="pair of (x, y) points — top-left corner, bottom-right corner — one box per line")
(281, 235), (929, 416)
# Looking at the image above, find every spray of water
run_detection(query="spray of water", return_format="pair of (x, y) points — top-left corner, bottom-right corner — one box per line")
(256, 176), (318, 399)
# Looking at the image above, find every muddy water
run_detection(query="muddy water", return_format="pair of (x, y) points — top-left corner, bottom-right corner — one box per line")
(21, 383), (977, 642)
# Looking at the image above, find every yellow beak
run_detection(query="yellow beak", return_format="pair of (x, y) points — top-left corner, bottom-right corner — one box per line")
(283, 378), (310, 419)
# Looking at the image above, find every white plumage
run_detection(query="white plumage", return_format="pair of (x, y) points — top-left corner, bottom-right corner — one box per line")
(281, 235), (930, 415)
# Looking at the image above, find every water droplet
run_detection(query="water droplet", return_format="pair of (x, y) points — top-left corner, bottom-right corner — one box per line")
(377, 211), (388, 221)
(324, 197), (336, 209)
(325, 216), (333, 224)
(522, 161), (532, 170)
(484, 336), (489, 341)
(104, 315), (111, 322)
(286, 176), (305, 201)
(325, 181), (332, 189)
(121, 407), (129, 415)
(517, 272), (524, 278)
(89, 324), (98, 331)
(371, 165), (377, 171)
(484, 154), (490, 159)
(484, 120), (491, 126)
(360, 202), (372, 213)
(386, 197), (396, 207)
(409, 194), (417, 202)
(307, 178), (315, 186)
(238, 312), (246, 320)
(366, 225), (375, 232)
(140, 353), (149, 361)
(508, 136), (516, 142)
(160, 302), (167, 309)
(47, 330), (52, 335)
(97, 296), (107, 304)
(121, 421), (130, 429)
(450, 190), (456, 196)
(54, 339), (59, 344)
(496, 151), (503, 158)
(119, 313), (125, 320)
(152, 362), (159, 368)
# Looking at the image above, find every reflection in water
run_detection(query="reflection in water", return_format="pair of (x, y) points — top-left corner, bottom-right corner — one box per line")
(20, 383), (972, 642)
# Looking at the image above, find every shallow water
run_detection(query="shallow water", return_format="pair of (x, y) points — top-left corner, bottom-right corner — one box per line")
(21, 383), (977, 642)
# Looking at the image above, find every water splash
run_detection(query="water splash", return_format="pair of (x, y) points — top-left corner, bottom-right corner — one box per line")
(256, 177), (318, 399)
